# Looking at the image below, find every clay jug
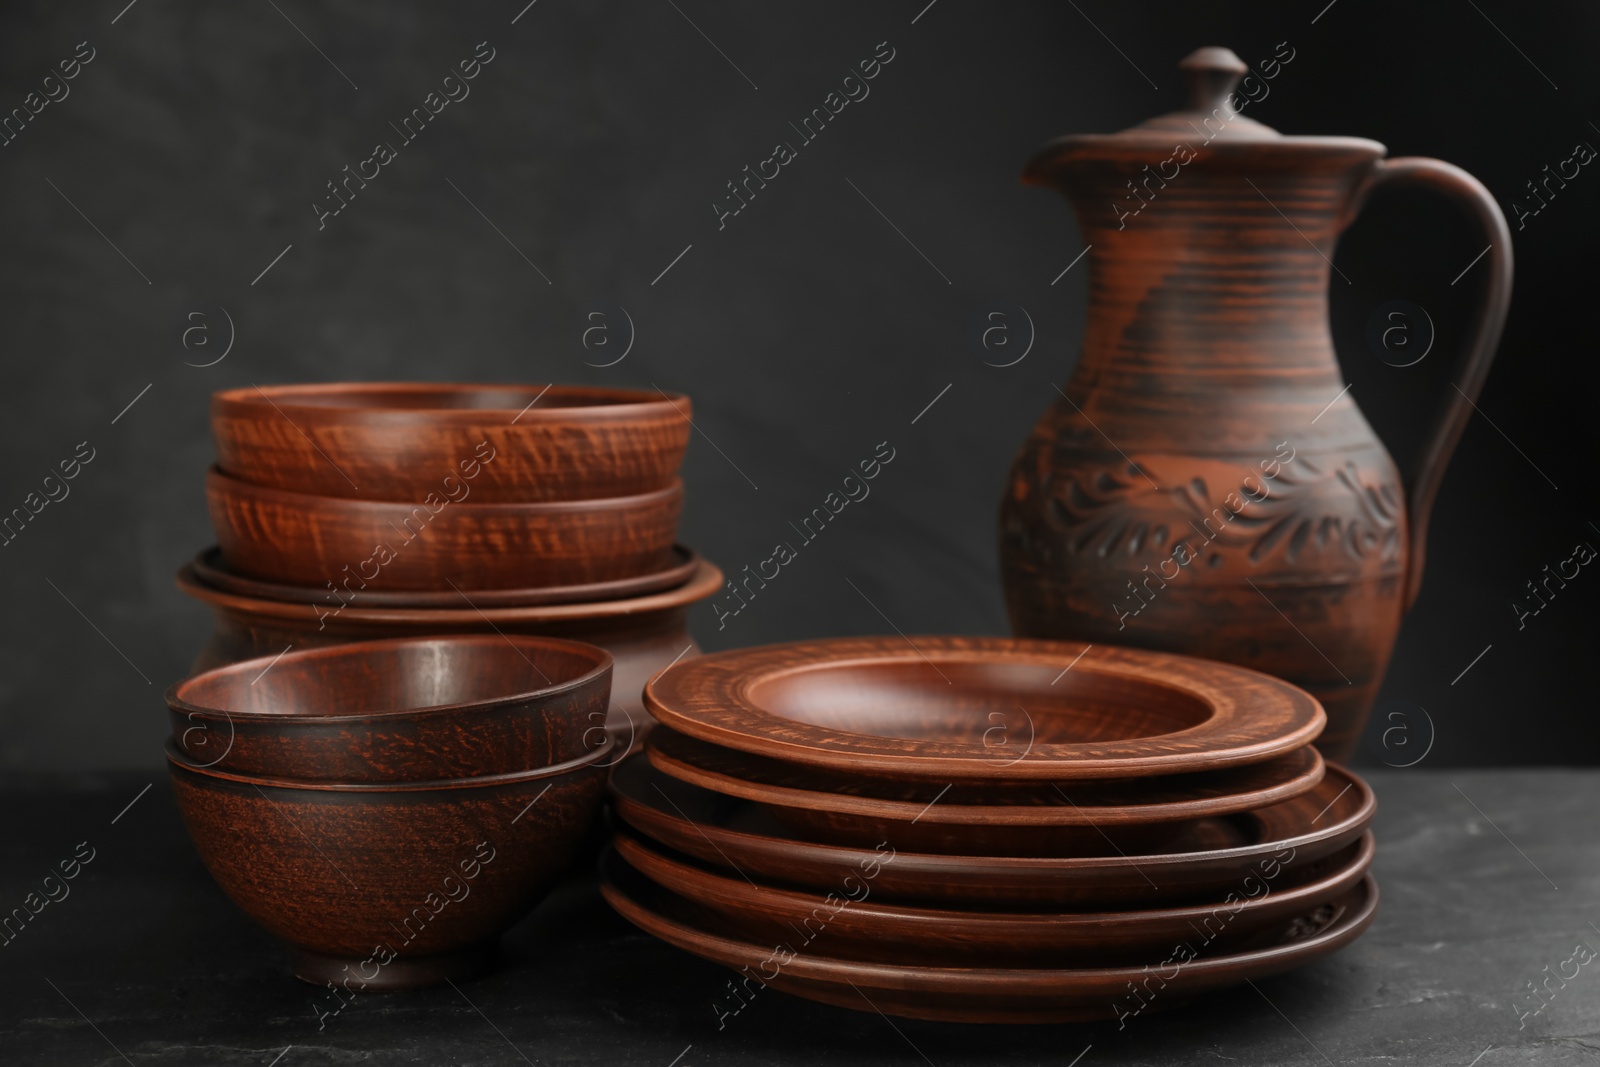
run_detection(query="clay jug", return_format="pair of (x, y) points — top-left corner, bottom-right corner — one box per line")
(999, 46), (1512, 760)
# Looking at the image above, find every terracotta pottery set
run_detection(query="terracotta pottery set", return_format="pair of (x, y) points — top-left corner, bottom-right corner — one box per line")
(166, 43), (1516, 1024)
(166, 636), (615, 988)
(178, 383), (723, 743)
(999, 48), (1512, 760)
(604, 636), (1378, 1023)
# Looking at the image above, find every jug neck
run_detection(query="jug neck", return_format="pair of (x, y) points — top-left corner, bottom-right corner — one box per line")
(1052, 155), (1378, 393)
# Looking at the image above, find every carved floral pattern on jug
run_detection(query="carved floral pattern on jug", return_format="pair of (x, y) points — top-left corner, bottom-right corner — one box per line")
(1010, 445), (1406, 581)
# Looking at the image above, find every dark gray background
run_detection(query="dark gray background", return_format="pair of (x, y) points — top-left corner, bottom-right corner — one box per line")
(0, 0), (1593, 770)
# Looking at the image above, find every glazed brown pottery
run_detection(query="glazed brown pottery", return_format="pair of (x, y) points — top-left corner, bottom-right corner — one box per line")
(212, 382), (691, 502)
(190, 544), (701, 609)
(644, 635), (1323, 782)
(612, 757), (1374, 907)
(168, 635), (612, 781)
(999, 47), (1513, 760)
(612, 827), (1371, 965)
(175, 558), (724, 744)
(601, 850), (1378, 1024)
(168, 737), (613, 989)
(207, 467), (682, 591)
(644, 729), (1323, 856)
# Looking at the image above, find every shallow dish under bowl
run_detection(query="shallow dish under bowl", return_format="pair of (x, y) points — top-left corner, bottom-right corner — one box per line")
(189, 544), (701, 609)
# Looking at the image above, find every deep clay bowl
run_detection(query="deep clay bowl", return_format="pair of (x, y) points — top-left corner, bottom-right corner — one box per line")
(167, 737), (613, 989)
(206, 466), (683, 591)
(211, 382), (691, 502)
(167, 635), (613, 781)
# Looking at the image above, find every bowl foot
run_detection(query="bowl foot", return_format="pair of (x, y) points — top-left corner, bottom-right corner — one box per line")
(289, 941), (498, 991)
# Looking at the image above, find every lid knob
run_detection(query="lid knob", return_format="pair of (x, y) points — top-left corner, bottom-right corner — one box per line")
(1179, 46), (1248, 116)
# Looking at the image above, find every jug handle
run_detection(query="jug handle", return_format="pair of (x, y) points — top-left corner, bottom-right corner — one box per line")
(1346, 158), (1513, 611)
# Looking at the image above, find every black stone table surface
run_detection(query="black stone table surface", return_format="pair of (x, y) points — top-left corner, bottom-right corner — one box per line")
(2, 769), (1597, 1066)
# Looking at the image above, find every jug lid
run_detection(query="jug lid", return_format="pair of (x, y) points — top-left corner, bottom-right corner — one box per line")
(1025, 46), (1384, 177)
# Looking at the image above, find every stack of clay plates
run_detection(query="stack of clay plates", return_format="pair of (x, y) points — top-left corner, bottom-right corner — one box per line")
(603, 636), (1377, 1024)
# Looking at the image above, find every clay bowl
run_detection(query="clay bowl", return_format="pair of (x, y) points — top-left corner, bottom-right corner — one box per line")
(645, 727), (1324, 856)
(167, 635), (612, 781)
(612, 827), (1372, 965)
(601, 850), (1379, 1024)
(189, 544), (701, 609)
(644, 636), (1325, 783)
(211, 382), (691, 502)
(610, 756), (1375, 907)
(168, 736), (613, 989)
(206, 467), (683, 591)
(175, 558), (723, 747)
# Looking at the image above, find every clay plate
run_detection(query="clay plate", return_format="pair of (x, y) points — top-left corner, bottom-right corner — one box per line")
(189, 544), (701, 609)
(645, 727), (1324, 855)
(611, 827), (1372, 965)
(602, 851), (1378, 1023)
(644, 636), (1324, 782)
(610, 757), (1375, 907)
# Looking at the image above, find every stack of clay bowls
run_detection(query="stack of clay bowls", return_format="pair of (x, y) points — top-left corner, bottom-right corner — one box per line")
(166, 634), (615, 988)
(176, 383), (724, 742)
(604, 636), (1378, 1024)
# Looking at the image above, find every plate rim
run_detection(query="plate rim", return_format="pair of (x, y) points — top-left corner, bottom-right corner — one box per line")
(643, 636), (1325, 780)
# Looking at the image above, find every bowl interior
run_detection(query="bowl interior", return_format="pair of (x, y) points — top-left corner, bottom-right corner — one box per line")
(242, 385), (659, 413)
(743, 660), (1213, 746)
(177, 639), (604, 718)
